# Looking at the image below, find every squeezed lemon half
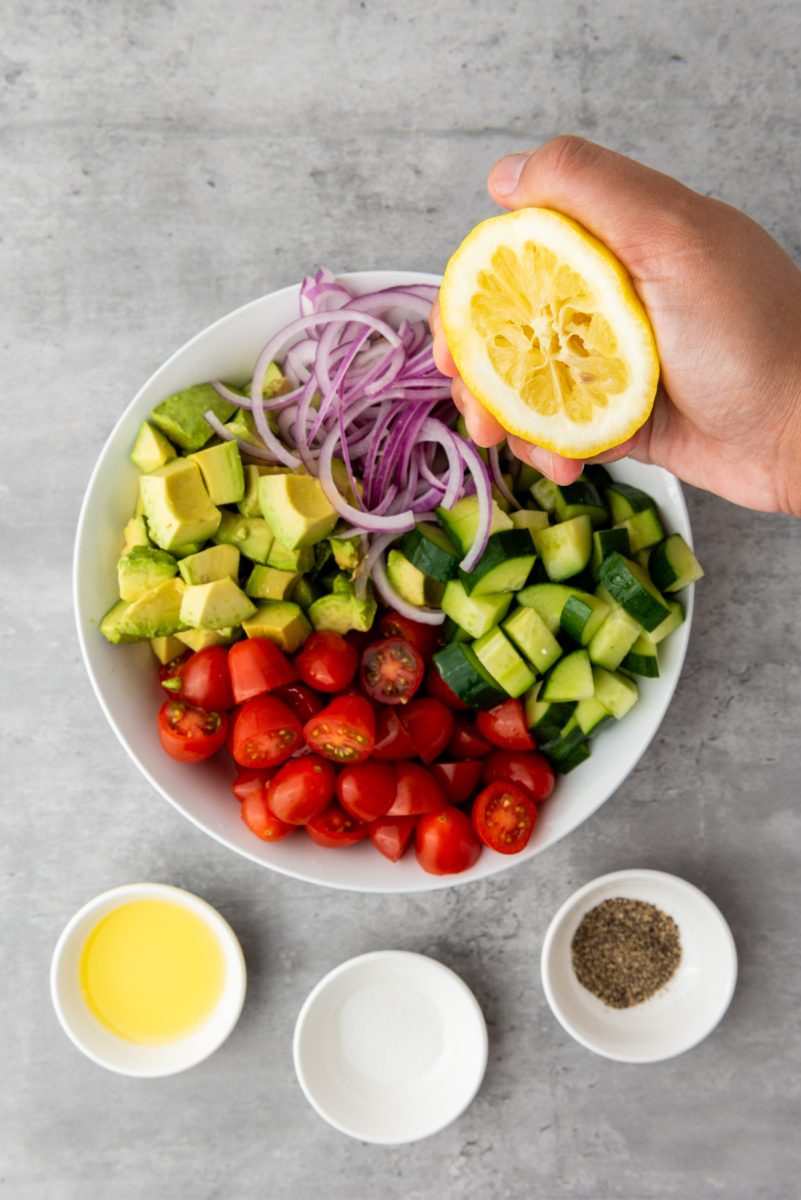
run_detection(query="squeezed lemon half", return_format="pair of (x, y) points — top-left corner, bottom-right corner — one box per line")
(440, 208), (659, 457)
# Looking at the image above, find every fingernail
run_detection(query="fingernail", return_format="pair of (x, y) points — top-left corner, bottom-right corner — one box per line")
(491, 153), (529, 196)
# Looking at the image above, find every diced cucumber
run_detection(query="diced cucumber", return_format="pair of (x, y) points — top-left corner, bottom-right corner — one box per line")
(533, 516), (592, 582)
(642, 598), (685, 645)
(472, 627), (537, 698)
(502, 606), (562, 673)
(517, 582), (580, 632)
(524, 684), (577, 741)
(400, 523), (460, 582)
(587, 595), (642, 670)
(458, 529), (537, 596)
(440, 580), (513, 639)
(386, 549), (444, 607)
(598, 553), (671, 632)
(573, 695), (613, 736)
(614, 506), (665, 553)
(621, 634), (660, 677)
(583, 464), (613, 490)
(591, 527), (630, 575)
(436, 495), (512, 554)
(542, 649), (594, 702)
(560, 593), (611, 645)
(433, 642), (507, 709)
(591, 667), (639, 719)
(649, 534), (705, 592)
(553, 478), (609, 527)
(510, 508), (550, 540)
(514, 463), (543, 495)
(541, 723), (591, 773)
(605, 481), (657, 522)
(442, 616), (472, 643)
(531, 477), (559, 512)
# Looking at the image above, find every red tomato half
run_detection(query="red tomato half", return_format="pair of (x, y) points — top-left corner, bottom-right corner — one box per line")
(360, 638), (425, 705)
(481, 749), (555, 803)
(304, 695), (376, 764)
(475, 699), (536, 751)
(295, 631), (358, 693)
(371, 706), (417, 760)
(272, 682), (324, 724)
(306, 803), (369, 848)
(398, 698), (454, 764)
(472, 781), (537, 855)
(231, 767), (277, 803)
(378, 612), (440, 659)
(240, 787), (297, 842)
(415, 807), (482, 875)
(337, 762), (396, 822)
(447, 719), (493, 760)
(157, 701), (229, 764)
(387, 762), (446, 816)
(230, 695), (303, 768)
(429, 760), (484, 805)
(173, 645), (235, 711)
(228, 638), (296, 704)
(424, 667), (470, 712)
(369, 815), (417, 862)
(267, 755), (336, 825)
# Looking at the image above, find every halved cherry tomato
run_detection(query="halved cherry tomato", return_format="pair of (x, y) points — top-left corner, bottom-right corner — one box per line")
(230, 695), (303, 768)
(415, 806), (482, 875)
(475, 699), (536, 751)
(360, 638), (425, 705)
(447, 719), (493, 760)
(157, 700), (229, 764)
(472, 781), (537, 855)
(481, 749), (555, 803)
(306, 803), (369, 848)
(231, 767), (277, 803)
(303, 695), (375, 763)
(378, 612), (440, 660)
(266, 755), (336, 825)
(398, 698), (454, 764)
(159, 653), (189, 693)
(170, 646), (235, 711)
(424, 667), (470, 712)
(429, 760), (484, 805)
(228, 638), (296, 704)
(369, 815), (417, 862)
(387, 762), (446, 816)
(371, 706), (417, 760)
(295, 631), (359, 693)
(240, 786), (297, 842)
(336, 762), (396, 822)
(272, 682), (324, 724)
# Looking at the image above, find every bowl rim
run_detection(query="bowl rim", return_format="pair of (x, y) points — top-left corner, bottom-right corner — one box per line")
(540, 867), (738, 1063)
(73, 270), (694, 894)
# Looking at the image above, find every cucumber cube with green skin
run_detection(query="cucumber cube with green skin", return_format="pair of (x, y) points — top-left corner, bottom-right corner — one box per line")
(400, 523), (460, 581)
(621, 635), (660, 677)
(440, 580), (513, 639)
(541, 649), (594, 702)
(130, 421), (177, 473)
(472, 627), (536, 699)
(642, 598), (685, 645)
(117, 546), (178, 601)
(598, 553), (671, 631)
(442, 616), (472, 644)
(243, 602), (312, 653)
(591, 667), (639, 719)
(432, 642), (507, 709)
(180, 578), (256, 631)
(150, 383), (237, 452)
(531, 477), (559, 512)
(560, 593), (611, 645)
(189, 440), (245, 505)
(573, 695), (614, 736)
(213, 512), (274, 564)
(245, 565), (300, 601)
(524, 688), (577, 741)
(178, 544), (240, 586)
(502, 606), (562, 674)
(513, 463), (543, 495)
(553, 478), (609, 527)
(541, 722), (591, 772)
(515, 582), (583, 633)
(436, 495), (513, 555)
(591, 527), (630, 576)
(648, 534), (705, 592)
(614, 506), (665, 553)
(458, 529), (537, 596)
(386, 549), (443, 607)
(605, 481), (657, 522)
(587, 589), (642, 670)
(510, 509), (550, 542)
(583, 464), (613, 490)
(533, 515), (592, 582)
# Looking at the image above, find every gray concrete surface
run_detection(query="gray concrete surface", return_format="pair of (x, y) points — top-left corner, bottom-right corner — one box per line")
(3, 1), (801, 1197)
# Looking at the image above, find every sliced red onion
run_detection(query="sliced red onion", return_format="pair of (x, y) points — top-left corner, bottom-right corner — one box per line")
(318, 415), (415, 534)
(488, 444), (521, 510)
(419, 419), (463, 510)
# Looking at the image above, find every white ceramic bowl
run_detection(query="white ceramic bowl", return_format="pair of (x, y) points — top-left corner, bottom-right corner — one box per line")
(50, 882), (247, 1076)
(540, 869), (737, 1063)
(74, 270), (694, 893)
(293, 950), (487, 1143)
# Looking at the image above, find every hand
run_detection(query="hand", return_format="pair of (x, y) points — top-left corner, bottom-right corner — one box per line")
(431, 136), (801, 516)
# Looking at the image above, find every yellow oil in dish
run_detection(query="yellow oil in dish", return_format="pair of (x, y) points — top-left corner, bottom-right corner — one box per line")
(79, 899), (226, 1044)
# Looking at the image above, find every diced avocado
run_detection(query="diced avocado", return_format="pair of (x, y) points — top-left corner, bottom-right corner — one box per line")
(243, 601), (312, 653)
(176, 626), (240, 650)
(100, 600), (141, 644)
(130, 421), (177, 473)
(510, 509), (550, 542)
(188, 440), (245, 505)
(386, 549), (443, 607)
(113, 578), (188, 640)
(150, 634), (187, 664)
(117, 546), (178, 601)
(329, 532), (364, 571)
(224, 407), (269, 449)
(122, 516), (150, 554)
(171, 541), (205, 559)
(180, 578), (256, 630)
(267, 539), (316, 572)
(238, 465), (283, 517)
(139, 458), (221, 551)
(247, 360), (290, 399)
(149, 383), (236, 452)
(178, 544), (240, 586)
(245, 565), (300, 601)
(308, 578), (377, 635)
(213, 511), (274, 564)
(292, 576), (320, 611)
(135, 491), (145, 517)
(436, 495), (513, 555)
(259, 473), (339, 549)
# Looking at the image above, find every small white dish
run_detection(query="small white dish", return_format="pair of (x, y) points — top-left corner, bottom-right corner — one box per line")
(541, 869), (737, 1063)
(50, 882), (247, 1077)
(293, 950), (488, 1143)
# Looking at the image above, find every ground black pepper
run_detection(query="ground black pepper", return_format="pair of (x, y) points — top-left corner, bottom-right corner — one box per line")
(571, 897), (682, 1009)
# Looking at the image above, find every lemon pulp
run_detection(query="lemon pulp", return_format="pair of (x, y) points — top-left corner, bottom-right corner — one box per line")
(79, 899), (226, 1044)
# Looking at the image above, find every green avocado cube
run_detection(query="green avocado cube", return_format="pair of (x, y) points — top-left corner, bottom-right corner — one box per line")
(139, 459), (221, 551)
(386, 549), (443, 607)
(259, 473), (339, 550)
(178, 544), (240, 586)
(130, 421), (177, 473)
(308, 578), (377, 635)
(100, 600), (142, 644)
(242, 602), (312, 653)
(329, 533), (364, 571)
(188, 440), (245, 505)
(150, 634), (187, 664)
(176, 626), (240, 651)
(117, 546), (178, 601)
(267, 539), (315, 572)
(292, 576), (320, 611)
(116, 578), (188, 639)
(150, 383), (236, 452)
(121, 515), (150, 554)
(245, 565), (300, 601)
(180, 578), (256, 631)
(212, 511), (274, 564)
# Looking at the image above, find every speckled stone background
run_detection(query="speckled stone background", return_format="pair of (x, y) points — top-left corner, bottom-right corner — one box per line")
(3, 2), (801, 1197)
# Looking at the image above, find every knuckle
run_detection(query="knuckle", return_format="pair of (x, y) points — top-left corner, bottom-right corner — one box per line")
(539, 135), (598, 184)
